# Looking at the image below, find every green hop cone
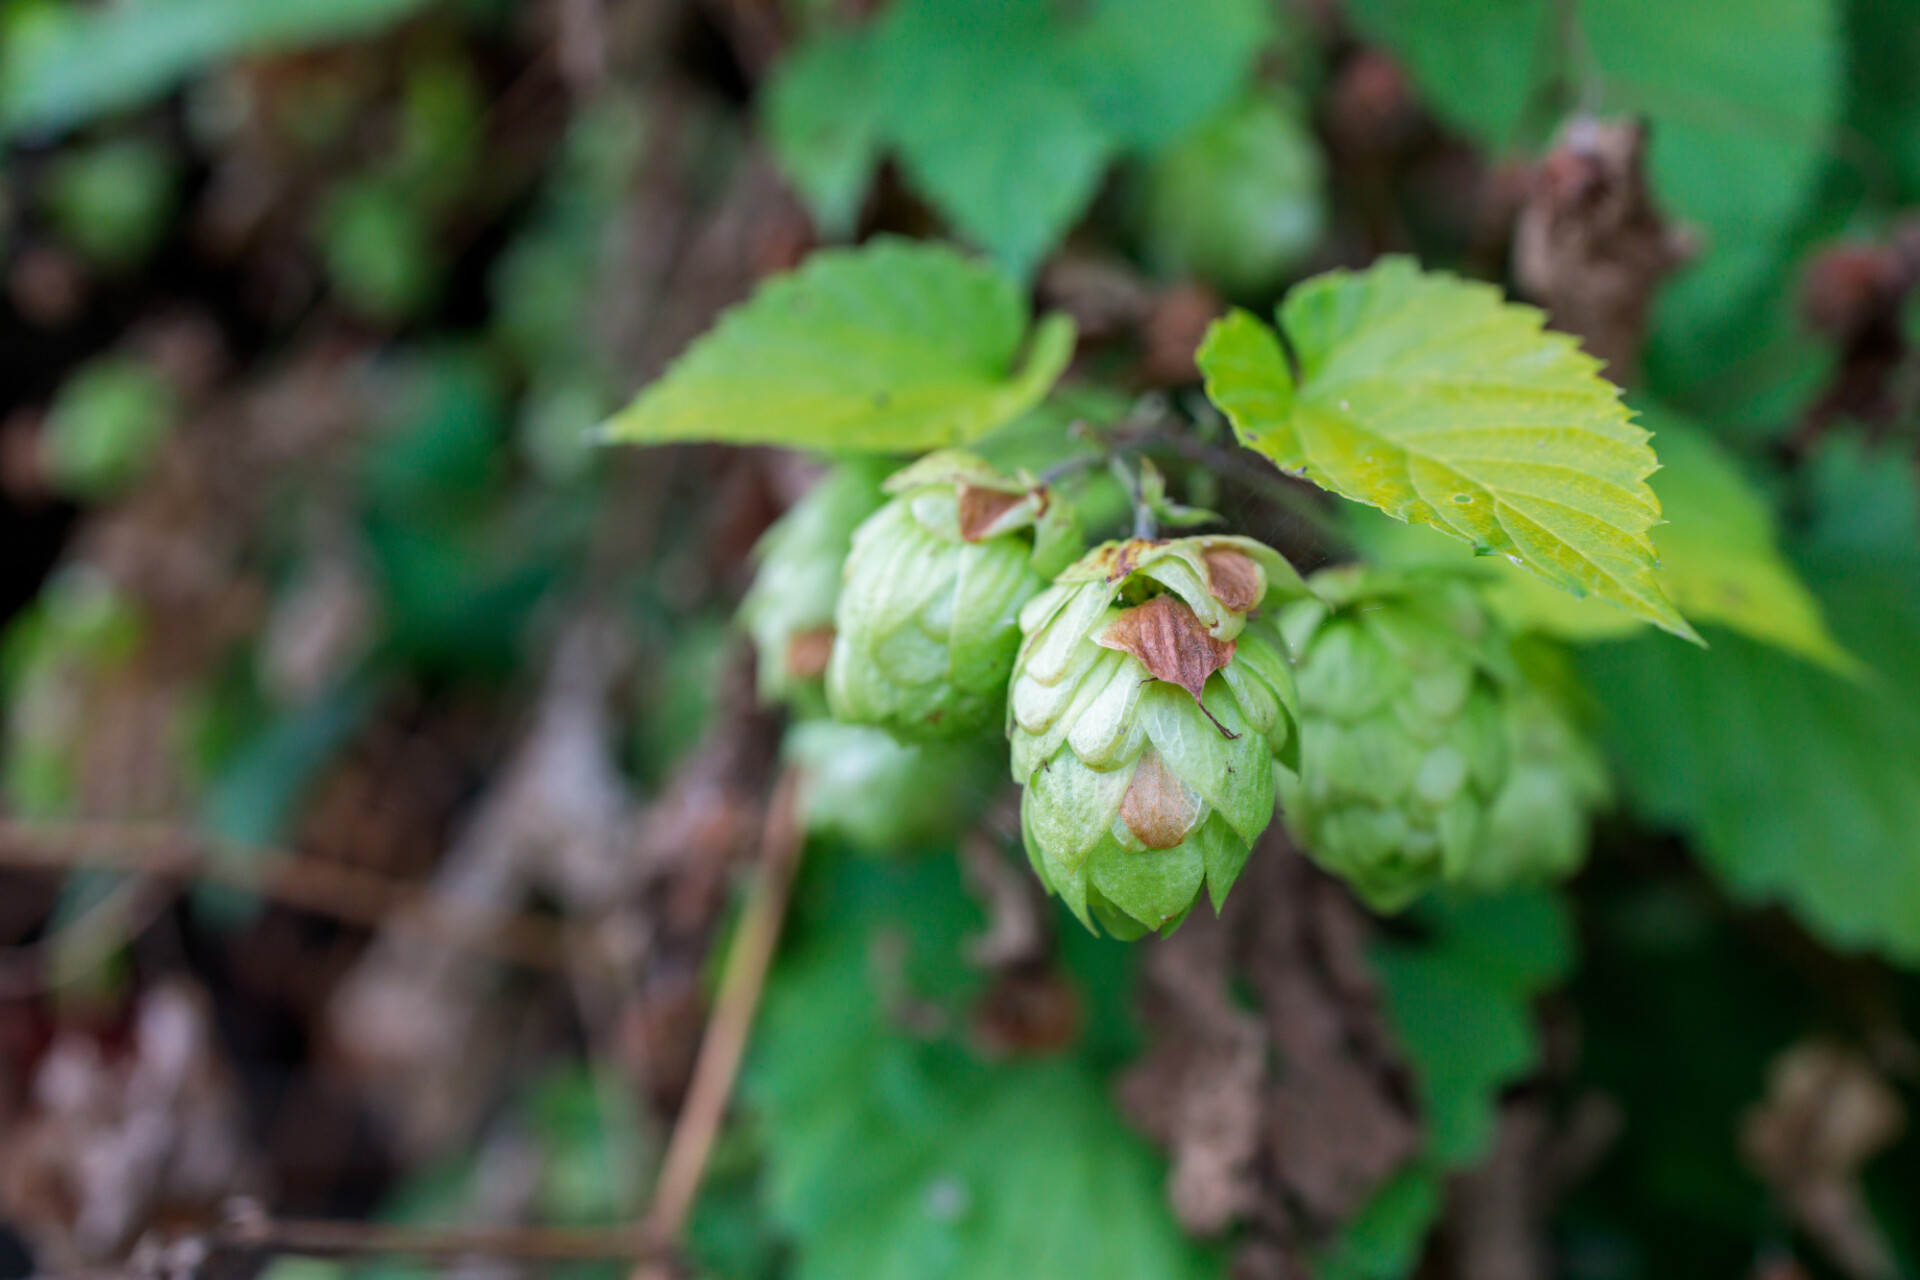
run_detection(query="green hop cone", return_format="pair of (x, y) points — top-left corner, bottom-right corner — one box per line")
(1472, 641), (1612, 892)
(1009, 536), (1305, 939)
(828, 451), (1081, 740)
(1277, 568), (1610, 912)
(738, 459), (889, 711)
(784, 720), (1002, 854)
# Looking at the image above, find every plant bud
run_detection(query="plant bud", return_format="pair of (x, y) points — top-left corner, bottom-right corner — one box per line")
(828, 451), (1080, 740)
(1278, 568), (1609, 911)
(1009, 536), (1304, 938)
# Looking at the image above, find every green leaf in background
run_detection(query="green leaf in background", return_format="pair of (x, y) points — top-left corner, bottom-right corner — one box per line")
(1341, 0), (1557, 150)
(1578, 434), (1920, 964)
(1347, 407), (1858, 674)
(1318, 889), (1574, 1278)
(1199, 258), (1695, 640)
(1847, 0), (1920, 204)
(763, 30), (885, 239)
(1064, 0), (1272, 153)
(750, 855), (1218, 1280)
(1316, 1165), (1444, 1280)
(1581, 626), (1920, 965)
(41, 355), (177, 499)
(0, 0), (433, 138)
(1142, 90), (1326, 296)
(1374, 889), (1575, 1166)
(604, 239), (1076, 453)
(1345, 0), (1841, 404)
(1580, 435), (1920, 966)
(875, 0), (1114, 280)
(40, 136), (178, 270)
(764, 0), (1275, 273)
(1582, 0), (1841, 369)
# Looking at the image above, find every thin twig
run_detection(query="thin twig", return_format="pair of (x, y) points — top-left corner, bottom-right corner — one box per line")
(0, 819), (571, 971)
(1147, 431), (1354, 547)
(635, 767), (805, 1271)
(211, 1201), (652, 1263)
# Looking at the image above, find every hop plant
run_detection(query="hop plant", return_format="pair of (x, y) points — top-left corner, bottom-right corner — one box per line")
(1009, 536), (1303, 939)
(828, 451), (1080, 740)
(738, 459), (890, 711)
(1277, 568), (1609, 911)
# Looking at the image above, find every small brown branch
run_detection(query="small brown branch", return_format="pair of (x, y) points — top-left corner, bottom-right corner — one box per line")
(211, 1201), (651, 1263)
(634, 767), (805, 1270)
(0, 819), (570, 972)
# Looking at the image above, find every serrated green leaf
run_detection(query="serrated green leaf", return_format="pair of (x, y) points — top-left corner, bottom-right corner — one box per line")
(1199, 258), (1696, 641)
(603, 239), (1075, 453)
(751, 855), (1218, 1280)
(1, 0), (431, 138)
(1373, 890), (1574, 1166)
(1348, 406), (1858, 675)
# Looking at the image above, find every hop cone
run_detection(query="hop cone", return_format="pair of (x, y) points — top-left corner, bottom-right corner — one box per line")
(1277, 568), (1609, 911)
(1009, 536), (1303, 939)
(738, 459), (888, 710)
(828, 451), (1080, 740)
(1471, 641), (1611, 892)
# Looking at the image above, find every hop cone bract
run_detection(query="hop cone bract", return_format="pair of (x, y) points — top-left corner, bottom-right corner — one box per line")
(1277, 568), (1609, 911)
(828, 451), (1080, 740)
(738, 459), (888, 710)
(1009, 536), (1303, 938)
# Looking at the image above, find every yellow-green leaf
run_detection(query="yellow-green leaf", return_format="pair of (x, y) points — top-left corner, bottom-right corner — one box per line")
(1350, 407), (1860, 676)
(1197, 257), (1698, 641)
(602, 237), (1075, 453)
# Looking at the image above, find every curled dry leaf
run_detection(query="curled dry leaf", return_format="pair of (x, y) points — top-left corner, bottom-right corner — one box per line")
(956, 483), (1030, 542)
(1096, 594), (1236, 703)
(1200, 547), (1263, 612)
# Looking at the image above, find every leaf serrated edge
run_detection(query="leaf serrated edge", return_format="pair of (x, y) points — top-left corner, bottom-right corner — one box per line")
(1198, 277), (1704, 646)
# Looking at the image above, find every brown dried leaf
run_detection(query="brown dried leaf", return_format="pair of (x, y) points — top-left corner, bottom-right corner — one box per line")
(1742, 1041), (1905, 1280)
(1097, 595), (1236, 702)
(1512, 118), (1692, 379)
(956, 484), (1026, 542)
(1201, 548), (1262, 612)
(1121, 748), (1204, 849)
(784, 626), (835, 680)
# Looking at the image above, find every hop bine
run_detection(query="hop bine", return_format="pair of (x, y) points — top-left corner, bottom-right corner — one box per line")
(1008, 536), (1304, 939)
(829, 451), (1081, 740)
(1278, 568), (1610, 911)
